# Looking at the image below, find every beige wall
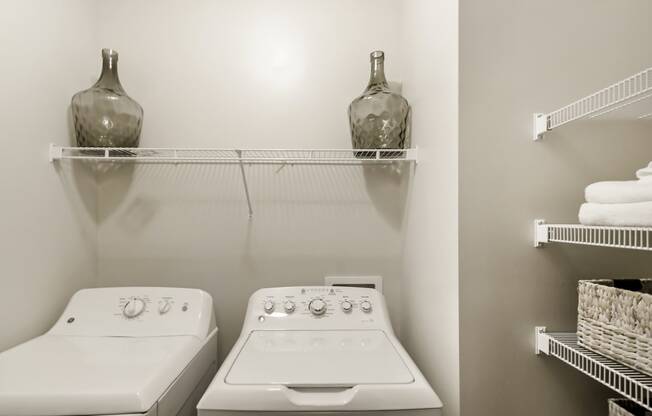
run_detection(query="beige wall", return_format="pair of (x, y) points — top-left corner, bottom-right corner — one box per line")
(400, 0), (460, 416)
(460, 1), (652, 415)
(91, 0), (409, 357)
(0, 1), (98, 351)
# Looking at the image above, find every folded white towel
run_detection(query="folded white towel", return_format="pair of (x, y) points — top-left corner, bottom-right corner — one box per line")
(579, 202), (652, 227)
(586, 180), (652, 204)
(637, 162), (652, 180)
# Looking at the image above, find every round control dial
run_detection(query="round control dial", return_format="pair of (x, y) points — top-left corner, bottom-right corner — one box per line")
(341, 300), (353, 313)
(284, 301), (296, 313)
(360, 300), (372, 313)
(264, 300), (275, 314)
(309, 298), (327, 316)
(123, 297), (146, 319)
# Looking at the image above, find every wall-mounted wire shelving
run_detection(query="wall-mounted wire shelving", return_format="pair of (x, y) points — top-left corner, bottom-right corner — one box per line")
(49, 145), (418, 165)
(533, 66), (652, 412)
(49, 144), (417, 218)
(534, 219), (652, 251)
(532, 69), (652, 249)
(533, 67), (652, 140)
(535, 328), (652, 411)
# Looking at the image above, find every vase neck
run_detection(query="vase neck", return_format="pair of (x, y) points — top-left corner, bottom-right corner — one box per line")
(93, 49), (125, 93)
(366, 51), (388, 90)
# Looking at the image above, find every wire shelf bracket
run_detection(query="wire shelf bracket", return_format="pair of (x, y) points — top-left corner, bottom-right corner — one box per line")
(534, 219), (652, 251)
(533, 67), (652, 140)
(535, 328), (652, 411)
(535, 326), (550, 355)
(50, 144), (418, 218)
(533, 113), (548, 141)
(533, 219), (549, 247)
(49, 143), (63, 162)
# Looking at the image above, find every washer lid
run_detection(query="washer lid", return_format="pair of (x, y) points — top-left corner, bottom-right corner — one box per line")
(225, 330), (414, 386)
(0, 334), (202, 416)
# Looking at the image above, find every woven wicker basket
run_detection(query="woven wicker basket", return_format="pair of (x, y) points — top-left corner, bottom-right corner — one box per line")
(609, 399), (651, 416)
(578, 279), (652, 376)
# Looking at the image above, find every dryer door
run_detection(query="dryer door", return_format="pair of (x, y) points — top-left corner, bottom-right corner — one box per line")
(225, 330), (414, 387)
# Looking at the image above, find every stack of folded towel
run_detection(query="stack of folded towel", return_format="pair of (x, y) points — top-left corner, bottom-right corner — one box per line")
(579, 162), (652, 227)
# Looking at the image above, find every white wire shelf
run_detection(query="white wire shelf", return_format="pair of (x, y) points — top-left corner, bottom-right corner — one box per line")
(534, 220), (652, 251)
(535, 328), (652, 411)
(50, 144), (417, 218)
(533, 67), (652, 140)
(49, 145), (418, 165)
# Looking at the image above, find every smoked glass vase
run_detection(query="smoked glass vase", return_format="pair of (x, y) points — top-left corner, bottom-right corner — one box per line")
(348, 51), (411, 158)
(71, 49), (143, 149)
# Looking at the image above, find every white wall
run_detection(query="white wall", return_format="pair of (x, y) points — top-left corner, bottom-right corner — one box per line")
(0, 1), (98, 351)
(459, 1), (652, 415)
(0, 5), (462, 413)
(400, 1), (460, 416)
(92, 0), (409, 356)
(0, 0), (451, 376)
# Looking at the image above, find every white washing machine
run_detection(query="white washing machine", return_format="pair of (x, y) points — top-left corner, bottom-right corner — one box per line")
(0, 287), (218, 416)
(198, 286), (442, 416)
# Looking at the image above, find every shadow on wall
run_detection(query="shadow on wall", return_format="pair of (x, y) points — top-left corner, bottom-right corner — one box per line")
(362, 163), (411, 232)
(540, 119), (652, 186)
(52, 155), (413, 272)
(58, 161), (414, 237)
(49, 106), (118, 248)
(53, 161), (98, 254)
(60, 104), (137, 224)
(53, 160), (137, 225)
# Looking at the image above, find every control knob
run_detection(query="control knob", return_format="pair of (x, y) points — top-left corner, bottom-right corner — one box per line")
(284, 301), (296, 313)
(360, 300), (372, 313)
(341, 300), (353, 313)
(309, 299), (327, 316)
(158, 299), (172, 315)
(123, 297), (146, 319)
(264, 300), (275, 314)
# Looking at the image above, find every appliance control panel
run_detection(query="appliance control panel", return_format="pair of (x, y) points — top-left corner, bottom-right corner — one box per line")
(49, 287), (215, 339)
(116, 294), (190, 320)
(243, 286), (392, 332)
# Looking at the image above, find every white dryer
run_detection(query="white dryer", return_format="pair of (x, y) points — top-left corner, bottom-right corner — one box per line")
(198, 286), (442, 416)
(0, 287), (218, 416)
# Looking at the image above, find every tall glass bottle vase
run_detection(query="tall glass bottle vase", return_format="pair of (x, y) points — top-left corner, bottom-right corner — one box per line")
(348, 51), (410, 158)
(71, 49), (143, 151)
